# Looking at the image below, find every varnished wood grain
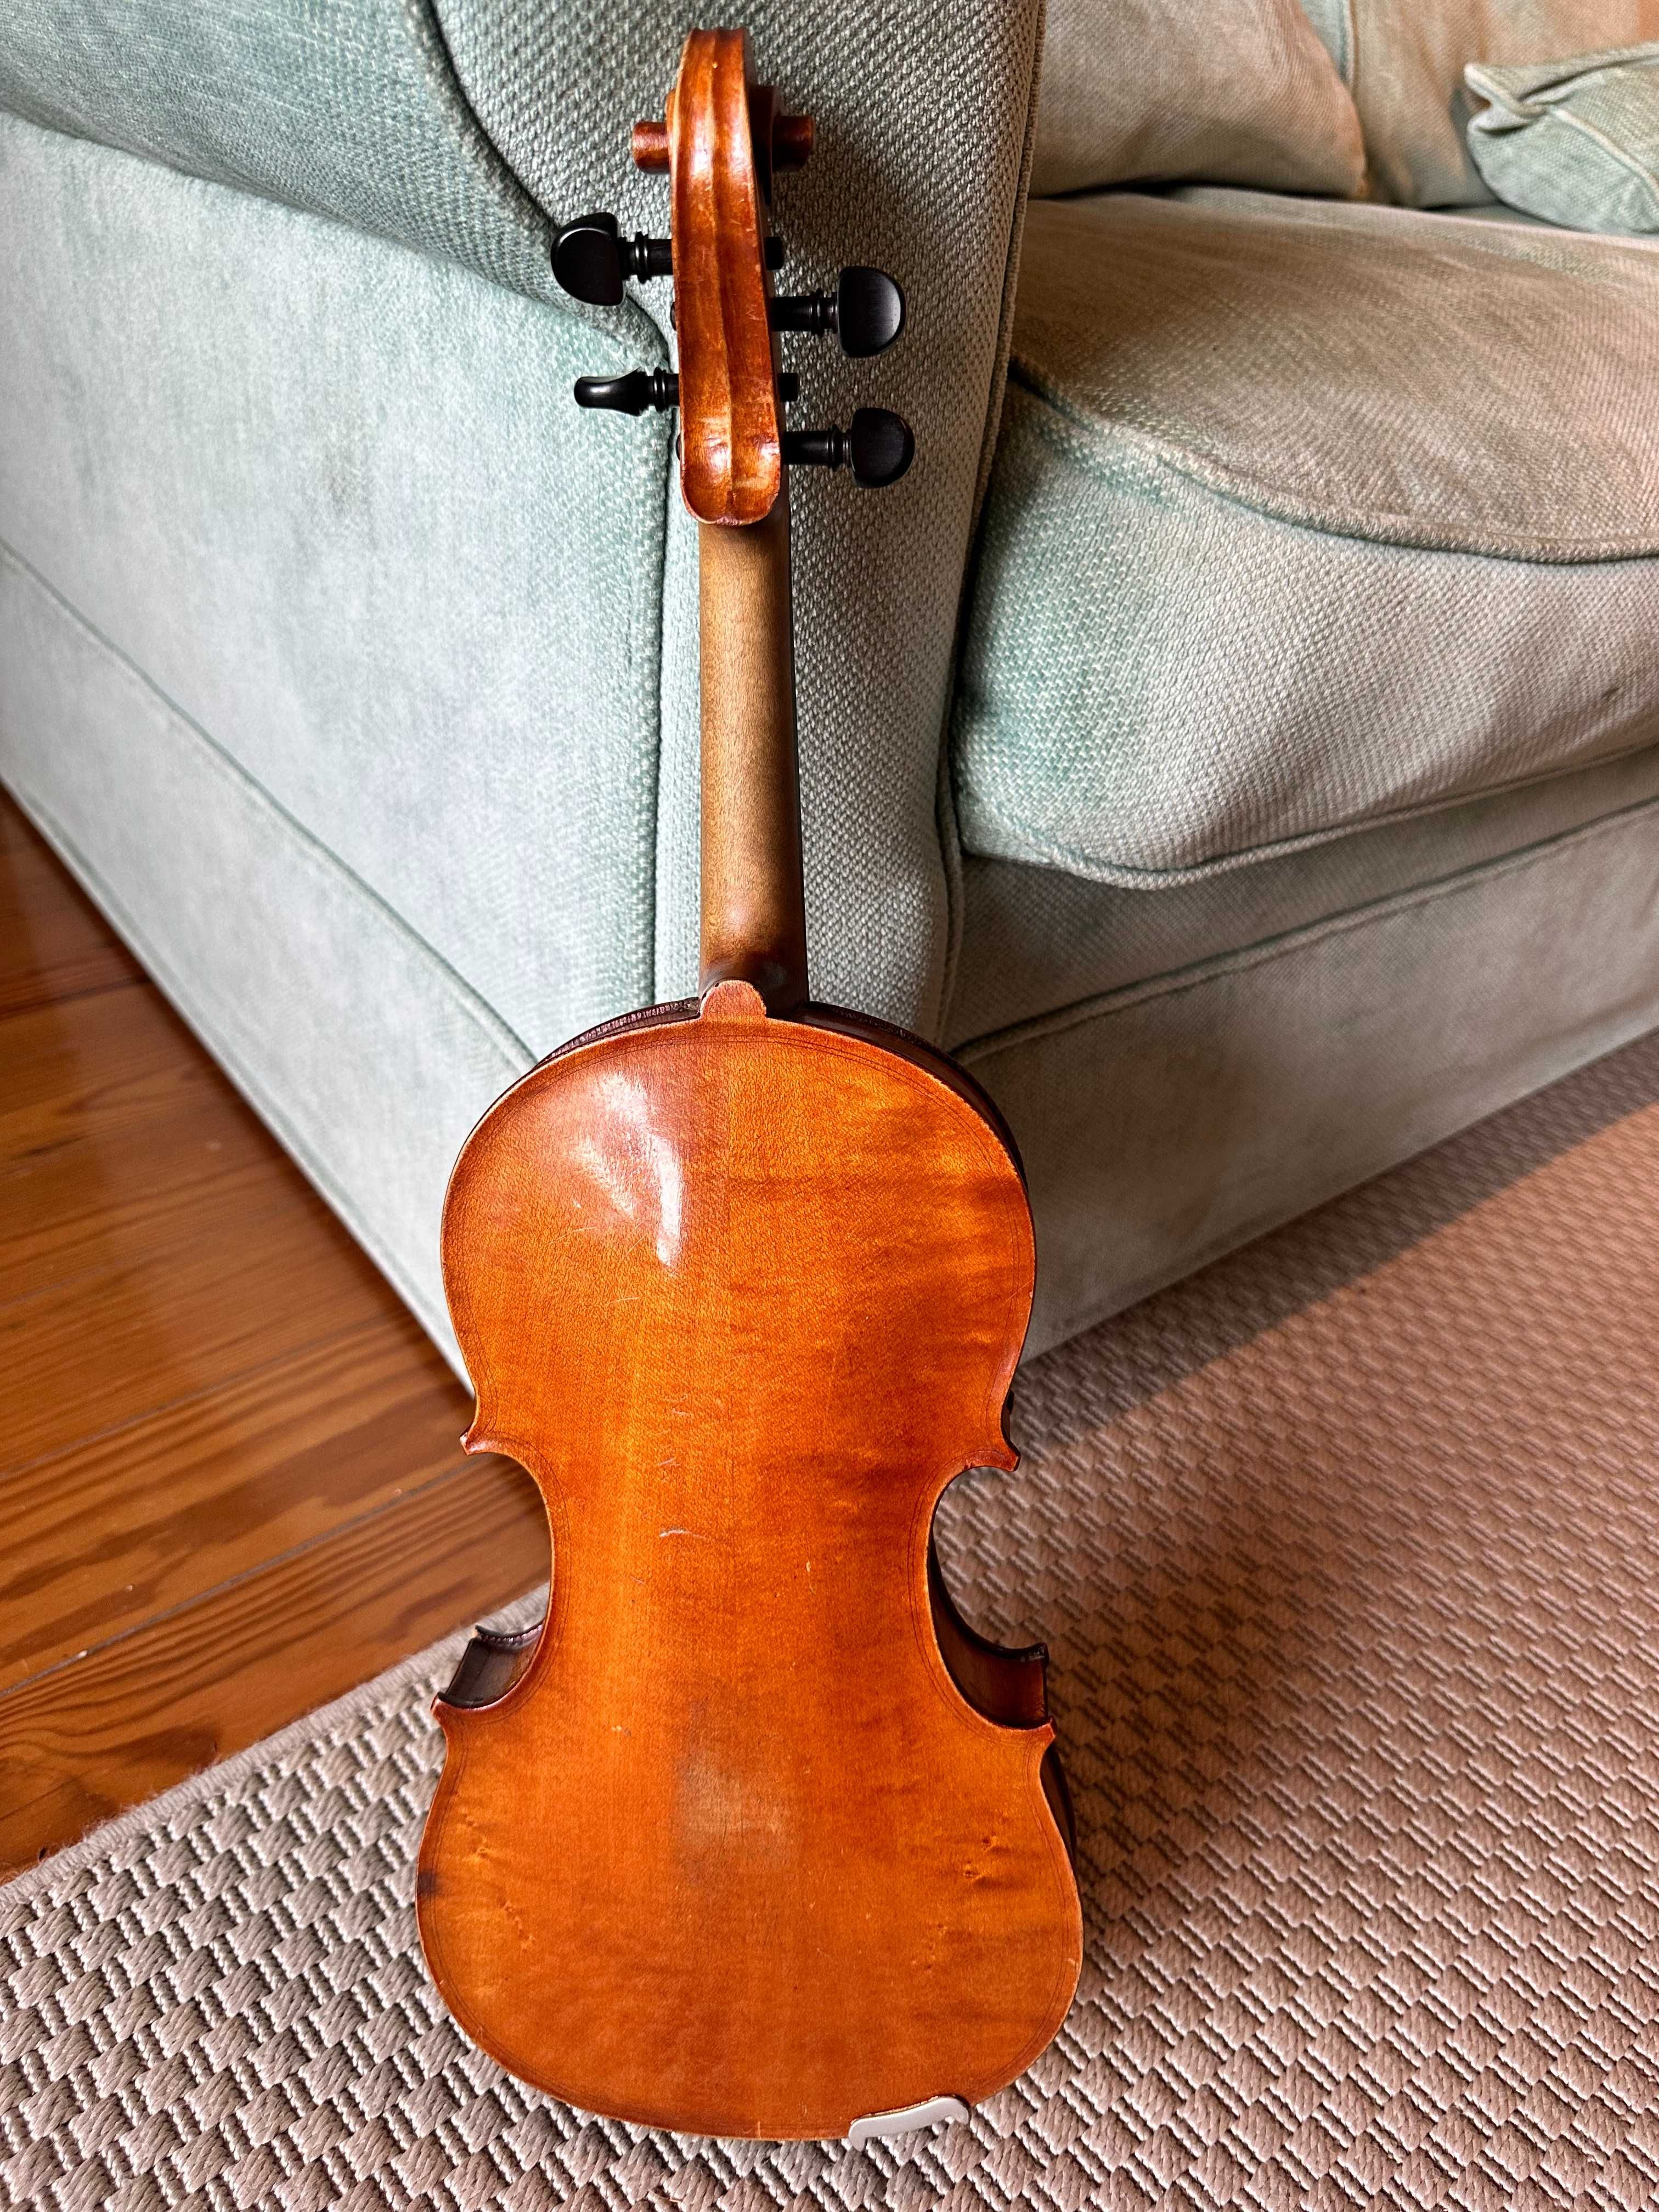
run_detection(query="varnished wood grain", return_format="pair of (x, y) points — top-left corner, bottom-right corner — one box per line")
(0, 985), (278, 1276)
(0, 1453), (546, 1878)
(698, 503), (806, 1009)
(1, 1321), (483, 1693)
(0, 792), (544, 1873)
(2, 1166), (407, 1465)
(666, 29), (782, 525)
(421, 985), (1081, 2138)
(0, 822), (142, 1015)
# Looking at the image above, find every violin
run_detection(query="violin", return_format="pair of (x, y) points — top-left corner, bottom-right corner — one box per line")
(417, 29), (1081, 2143)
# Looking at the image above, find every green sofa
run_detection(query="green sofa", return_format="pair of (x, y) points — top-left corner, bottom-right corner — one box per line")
(3, 0), (1657, 1362)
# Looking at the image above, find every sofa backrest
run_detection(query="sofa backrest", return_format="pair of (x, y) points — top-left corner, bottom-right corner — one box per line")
(1, 0), (1055, 1045)
(0, 0), (565, 303)
(1032, 0), (1365, 199)
(1345, 0), (1659, 204)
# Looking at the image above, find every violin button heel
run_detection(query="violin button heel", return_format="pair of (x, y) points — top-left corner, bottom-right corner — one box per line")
(847, 2096), (972, 2147)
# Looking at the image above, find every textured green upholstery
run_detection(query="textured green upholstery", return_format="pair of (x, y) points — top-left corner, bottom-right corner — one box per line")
(960, 788), (1659, 1351)
(1344, 0), (1659, 206)
(1467, 46), (1659, 233)
(953, 189), (1659, 885)
(0, 114), (667, 1056)
(0, 0), (561, 302)
(1030, 0), (1364, 199)
(944, 744), (1659, 1044)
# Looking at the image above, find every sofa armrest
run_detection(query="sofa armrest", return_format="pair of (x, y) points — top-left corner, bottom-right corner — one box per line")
(2, 0), (1046, 1035)
(477, 0), (1047, 1031)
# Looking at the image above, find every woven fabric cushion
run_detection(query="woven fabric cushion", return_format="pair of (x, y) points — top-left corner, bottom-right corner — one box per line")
(1467, 44), (1659, 230)
(1349, 0), (1659, 206)
(0, 0), (560, 301)
(953, 188), (1659, 886)
(1031, 0), (1365, 198)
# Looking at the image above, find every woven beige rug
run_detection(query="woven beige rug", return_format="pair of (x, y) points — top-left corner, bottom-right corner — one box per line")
(7, 1030), (1659, 2211)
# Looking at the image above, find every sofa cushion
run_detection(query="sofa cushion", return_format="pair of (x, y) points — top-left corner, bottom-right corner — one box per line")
(1348, 0), (1659, 206)
(954, 189), (1659, 885)
(1466, 44), (1659, 232)
(1032, 0), (1364, 198)
(947, 744), (1659, 1045)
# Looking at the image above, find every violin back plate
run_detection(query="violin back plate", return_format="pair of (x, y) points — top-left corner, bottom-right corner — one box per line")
(418, 983), (1081, 2140)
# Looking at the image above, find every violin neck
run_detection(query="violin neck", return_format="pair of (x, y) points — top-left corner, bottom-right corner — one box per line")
(697, 487), (809, 1013)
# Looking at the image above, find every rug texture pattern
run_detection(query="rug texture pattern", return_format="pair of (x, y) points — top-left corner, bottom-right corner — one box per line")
(5, 1034), (1659, 2210)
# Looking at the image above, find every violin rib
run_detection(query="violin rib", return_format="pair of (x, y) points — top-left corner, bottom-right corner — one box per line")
(417, 983), (1080, 2140)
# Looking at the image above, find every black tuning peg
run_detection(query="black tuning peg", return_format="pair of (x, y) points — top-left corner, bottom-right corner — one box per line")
(571, 371), (796, 418)
(771, 267), (905, 357)
(785, 407), (914, 488)
(574, 370), (679, 415)
(552, 213), (673, 306)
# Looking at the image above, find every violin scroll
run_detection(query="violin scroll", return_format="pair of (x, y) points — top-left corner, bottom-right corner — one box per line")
(554, 31), (913, 519)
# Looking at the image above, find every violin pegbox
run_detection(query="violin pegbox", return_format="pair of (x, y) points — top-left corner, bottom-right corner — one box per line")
(552, 28), (915, 511)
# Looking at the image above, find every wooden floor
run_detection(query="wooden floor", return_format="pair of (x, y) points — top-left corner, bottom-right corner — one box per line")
(0, 793), (546, 1878)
